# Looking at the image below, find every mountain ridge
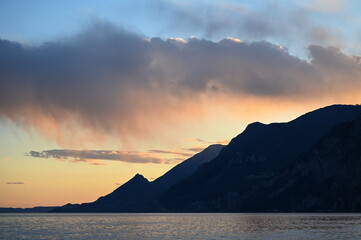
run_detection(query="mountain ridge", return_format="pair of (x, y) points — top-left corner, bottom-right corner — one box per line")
(242, 116), (361, 212)
(52, 144), (224, 212)
(160, 104), (361, 211)
(52, 104), (361, 212)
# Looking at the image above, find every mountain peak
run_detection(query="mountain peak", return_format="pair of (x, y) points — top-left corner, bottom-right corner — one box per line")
(130, 173), (148, 182)
(202, 144), (224, 152)
(245, 121), (266, 130)
(160, 104), (361, 211)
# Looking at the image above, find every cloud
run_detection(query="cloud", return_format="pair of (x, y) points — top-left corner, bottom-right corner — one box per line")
(26, 145), (212, 165)
(188, 138), (229, 146)
(26, 143), (220, 165)
(27, 149), (180, 164)
(307, 0), (346, 13)
(1, 21), (361, 146)
(145, 0), (341, 46)
(147, 149), (194, 157)
(6, 182), (27, 185)
(188, 138), (207, 144)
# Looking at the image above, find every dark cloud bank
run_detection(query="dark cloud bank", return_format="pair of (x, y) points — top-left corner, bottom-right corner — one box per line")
(0, 21), (361, 144)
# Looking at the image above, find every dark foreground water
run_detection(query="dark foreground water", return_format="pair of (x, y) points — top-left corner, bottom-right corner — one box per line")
(1, 213), (361, 240)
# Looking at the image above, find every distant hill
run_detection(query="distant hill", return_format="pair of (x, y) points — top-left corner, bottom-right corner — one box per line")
(160, 104), (361, 211)
(0, 207), (57, 213)
(52, 144), (224, 212)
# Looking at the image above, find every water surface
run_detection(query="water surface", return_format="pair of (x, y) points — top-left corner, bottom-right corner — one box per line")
(1, 213), (361, 240)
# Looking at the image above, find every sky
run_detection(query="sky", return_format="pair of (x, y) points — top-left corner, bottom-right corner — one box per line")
(1, 0), (361, 208)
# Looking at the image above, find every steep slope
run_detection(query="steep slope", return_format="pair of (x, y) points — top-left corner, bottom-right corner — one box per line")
(160, 104), (361, 211)
(245, 116), (361, 212)
(53, 144), (223, 212)
(73, 174), (154, 212)
(154, 144), (224, 188)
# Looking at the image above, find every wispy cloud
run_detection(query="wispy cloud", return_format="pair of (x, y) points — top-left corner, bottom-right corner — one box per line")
(144, 0), (341, 46)
(147, 149), (194, 157)
(26, 145), (215, 165)
(6, 181), (27, 185)
(306, 0), (346, 13)
(27, 149), (176, 164)
(188, 138), (230, 146)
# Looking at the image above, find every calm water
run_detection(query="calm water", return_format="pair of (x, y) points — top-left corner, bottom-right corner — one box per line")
(1, 213), (361, 240)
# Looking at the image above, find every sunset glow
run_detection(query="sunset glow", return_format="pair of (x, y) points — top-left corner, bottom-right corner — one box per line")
(1, 0), (361, 208)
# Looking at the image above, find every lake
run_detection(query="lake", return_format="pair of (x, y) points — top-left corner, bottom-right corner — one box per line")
(1, 213), (361, 239)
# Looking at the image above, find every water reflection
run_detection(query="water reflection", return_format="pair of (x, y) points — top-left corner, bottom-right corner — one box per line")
(1, 213), (361, 240)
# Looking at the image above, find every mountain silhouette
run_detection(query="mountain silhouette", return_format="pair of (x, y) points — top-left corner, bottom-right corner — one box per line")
(242, 116), (361, 212)
(160, 104), (361, 211)
(53, 104), (361, 212)
(52, 144), (223, 212)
